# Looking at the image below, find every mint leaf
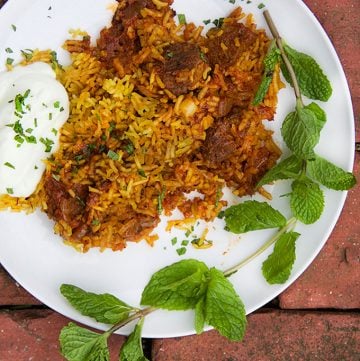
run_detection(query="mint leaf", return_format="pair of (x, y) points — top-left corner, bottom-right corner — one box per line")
(119, 318), (149, 361)
(140, 259), (209, 310)
(224, 200), (286, 234)
(194, 297), (206, 335)
(60, 284), (134, 325)
(59, 323), (109, 361)
(262, 231), (300, 284)
(305, 102), (326, 134)
(205, 268), (247, 341)
(307, 155), (356, 191)
(281, 106), (320, 160)
(257, 155), (303, 187)
(253, 41), (281, 105)
(282, 44), (332, 101)
(290, 176), (324, 224)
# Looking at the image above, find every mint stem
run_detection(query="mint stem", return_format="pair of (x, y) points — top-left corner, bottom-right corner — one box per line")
(263, 10), (303, 106)
(107, 306), (156, 335)
(223, 217), (297, 277)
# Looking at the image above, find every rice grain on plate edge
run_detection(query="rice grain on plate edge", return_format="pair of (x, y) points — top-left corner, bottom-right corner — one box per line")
(0, 0), (283, 252)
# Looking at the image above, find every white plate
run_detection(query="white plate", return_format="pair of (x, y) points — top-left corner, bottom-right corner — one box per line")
(0, 0), (354, 338)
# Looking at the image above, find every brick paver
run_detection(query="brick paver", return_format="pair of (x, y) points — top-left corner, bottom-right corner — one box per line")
(152, 310), (360, 361)
(0, 310), (126, 361)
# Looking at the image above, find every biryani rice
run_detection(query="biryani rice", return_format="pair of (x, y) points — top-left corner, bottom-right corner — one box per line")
(0, 1), (283, 251)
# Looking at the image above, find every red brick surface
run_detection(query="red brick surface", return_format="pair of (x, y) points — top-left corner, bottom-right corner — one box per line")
(152, 310), (360, 361)
(0, 267), (41, 305)
(0, 310), (126, 361)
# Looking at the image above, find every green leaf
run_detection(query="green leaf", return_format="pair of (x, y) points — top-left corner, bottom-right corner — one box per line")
(262, 231), (301, 284)
(224, 200), (286, 234)
(119, 318), (149, 361)
(205, 268), (247, 341)
(194, 297), (206, 335)
(281, 106), (321, 160)
(304, 102), (326, 134)
(281, 44), (332, 101)
(140, 259), (209, 310)
(307, 155), (356, 191)
(290, 176), (324, 224)
(60, 284), (134, 325)
(59, 323), (109, 361)
(257, 155), (303, 187)
(253, 41), (281, 105)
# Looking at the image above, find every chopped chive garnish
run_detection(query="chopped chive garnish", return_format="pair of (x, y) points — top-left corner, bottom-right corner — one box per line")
(48, 113), (53, 120)
(6, 188), (14, 195)
(107, 150), (119, 160)
(34, 118), (38, 127)
(4, 162), (15, 169)
(11, 24), (16, 32)
(178, 14), (186, 25)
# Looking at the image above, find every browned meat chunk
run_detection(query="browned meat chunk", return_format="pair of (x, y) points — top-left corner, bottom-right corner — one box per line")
(202, 119), (238, 164)
(44, 176), (88, 229)
(158, 43), (208, 96)
(206, 23), (257, 68)
(114, 0), (149, 27)
(120, 215), (160, 242)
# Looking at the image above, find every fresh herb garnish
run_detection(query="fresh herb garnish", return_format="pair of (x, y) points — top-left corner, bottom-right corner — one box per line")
(5, 47), (13, 53)
(4, 162), (15, 169)
(178, 14), (186, 25)
(6, 188), (14, 195)
(39, 137), (54, 152)
(6, 58), (14, 66)
(107, 150), (119, 161)
(11, 24), (16, 32)
(176, 247), (187, 256)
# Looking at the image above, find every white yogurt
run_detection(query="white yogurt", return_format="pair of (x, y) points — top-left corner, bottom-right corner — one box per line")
(0, 62), (69, 197)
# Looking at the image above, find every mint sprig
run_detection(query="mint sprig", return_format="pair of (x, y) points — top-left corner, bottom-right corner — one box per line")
(58, 10), (356, 361)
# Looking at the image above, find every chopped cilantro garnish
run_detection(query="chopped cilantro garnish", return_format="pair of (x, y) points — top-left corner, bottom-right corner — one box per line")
(4, 162), (15, 169)
(21, 49), (34, 61)
(258, 3), (265, 9)
(138, 169), (146, 178)
(5, 48), (13, 53)
(25, 128), (33, 134)
(123, 141), (134, 155)
(178, 14), (186, 25)
(176, 247), (187, 256)
(6, 58), (14, 66)
(34, 118), (38, 127)
(54, 101), (60, 108)
(107, 150), (119, 161)
(213, 18), (224, 28)
(11, 24), (16, 32)
(25, 135), (37, 144)
(39, 137), (54, 152)
(34, 165), (38, 170)
(203, 19), (211, 25)
(181, 240), (189, 246)
(92, 219), (101, 226)
(51, 128), (58, 136)
(6, 188), (14, 195)
(229, 0), (236, 3)
(171, 237), (178, 245)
